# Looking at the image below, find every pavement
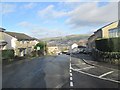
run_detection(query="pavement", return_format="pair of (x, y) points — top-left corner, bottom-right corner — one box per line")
(71, 53), (119, 70)
(2, 54), (120, 89)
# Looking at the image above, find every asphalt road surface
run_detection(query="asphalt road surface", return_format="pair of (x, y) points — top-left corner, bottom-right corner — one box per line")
(2, 54), (120, 88)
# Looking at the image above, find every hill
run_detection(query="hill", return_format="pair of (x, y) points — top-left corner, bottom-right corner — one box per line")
(40, 34), (89, 46)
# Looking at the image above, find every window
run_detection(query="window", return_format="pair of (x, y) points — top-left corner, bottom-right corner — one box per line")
(20, 41), (23, 44)
(20, 40), (26, 44)
(109, 28), (120, 38)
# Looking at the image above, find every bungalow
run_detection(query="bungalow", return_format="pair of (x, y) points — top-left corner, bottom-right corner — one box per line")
(0, 28), (39, 56)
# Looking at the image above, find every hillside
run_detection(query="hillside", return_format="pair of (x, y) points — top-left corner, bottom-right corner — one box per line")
(40, 34), (89, 46)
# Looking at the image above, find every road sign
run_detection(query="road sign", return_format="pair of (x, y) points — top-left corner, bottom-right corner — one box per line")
(37, 47), (40, 50)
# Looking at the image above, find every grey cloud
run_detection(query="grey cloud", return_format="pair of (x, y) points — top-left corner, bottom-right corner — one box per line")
(66, 2), (118, 28)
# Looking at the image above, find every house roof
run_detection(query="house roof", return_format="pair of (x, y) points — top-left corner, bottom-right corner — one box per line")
(88, 21), (119, 40)
(5, 32), (36, 40)
(93, 21), (118, 34)
(0, 28), (6, 32)
(0, 40), (7, 46)
(88, 34), (95, 40)
(118, 20), (120, 27)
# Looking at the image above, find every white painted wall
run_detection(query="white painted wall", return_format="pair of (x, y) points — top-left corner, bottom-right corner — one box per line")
(3, 32), (17, 50)
(71, 43), (78, 49)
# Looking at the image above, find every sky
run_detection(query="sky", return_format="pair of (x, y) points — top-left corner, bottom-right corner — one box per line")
(0, 0), (118, 39)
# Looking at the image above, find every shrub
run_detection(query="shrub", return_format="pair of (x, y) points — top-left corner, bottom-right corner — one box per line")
(34, 41), (47, 55)
(2, 49), (14, 60)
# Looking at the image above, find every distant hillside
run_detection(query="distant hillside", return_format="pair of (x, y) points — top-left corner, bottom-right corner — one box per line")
(40, 34), (89, 46)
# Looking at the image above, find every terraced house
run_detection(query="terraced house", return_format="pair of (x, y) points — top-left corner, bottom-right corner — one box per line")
(0, 28), (39, 56)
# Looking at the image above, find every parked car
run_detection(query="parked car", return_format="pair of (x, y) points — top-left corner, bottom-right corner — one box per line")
(66, 52), (70, 55)
(56, 51), (62, 55)
(58, 52), (62, 55)
(79, 49), (84, 53)
(83, 49), (91, 54)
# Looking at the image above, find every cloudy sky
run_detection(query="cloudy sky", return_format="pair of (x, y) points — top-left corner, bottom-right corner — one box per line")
(0, 0), (118, 39)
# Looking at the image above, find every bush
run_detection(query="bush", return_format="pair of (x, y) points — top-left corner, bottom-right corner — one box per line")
(95, 37), (120, 52)
(2, 49), (14, 60)
(34, 41), (47, 55)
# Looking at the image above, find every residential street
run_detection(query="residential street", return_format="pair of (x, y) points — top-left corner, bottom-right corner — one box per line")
(2, 54), (120, 88)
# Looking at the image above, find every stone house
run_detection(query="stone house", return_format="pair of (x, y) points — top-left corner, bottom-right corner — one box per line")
(0, 28), (39, 56)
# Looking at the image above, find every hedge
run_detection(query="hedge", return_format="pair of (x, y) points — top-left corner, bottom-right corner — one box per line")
(2, 49), (14, 60)
(95, 37), (120, 52)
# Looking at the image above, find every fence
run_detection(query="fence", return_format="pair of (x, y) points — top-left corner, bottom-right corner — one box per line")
(91, 49), (120, 65)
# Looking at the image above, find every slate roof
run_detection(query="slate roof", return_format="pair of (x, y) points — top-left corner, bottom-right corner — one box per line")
(5, 32), (36, 40)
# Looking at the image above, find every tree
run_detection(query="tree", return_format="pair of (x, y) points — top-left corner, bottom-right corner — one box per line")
(34, 41), (47, 56)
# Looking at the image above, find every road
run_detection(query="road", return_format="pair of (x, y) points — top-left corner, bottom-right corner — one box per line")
(2, 54), (120, 88)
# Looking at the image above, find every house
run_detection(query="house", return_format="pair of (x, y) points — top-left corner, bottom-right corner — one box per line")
(0, 29), (39, 56)
(87, 34), (96, 50)
(47, 45), (60, 55)
(109, 21), (120, 38)
(69, 43), (79, 53)
(87, 20), (119, 50)
(77, 40), (87, 47)
(71, 43), (78, 49)
(0, 28), (7, 50)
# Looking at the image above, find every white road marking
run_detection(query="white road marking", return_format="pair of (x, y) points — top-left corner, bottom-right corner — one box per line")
(71, 67), (120, 83)
(73, 69), (82, 71)
(69, 57), (74, 87)
(70, 66), (72, 69)
(70, 77), (73, 80)
(73, 66), (94, 71)
(99, 71), (114, 78)
(80, 66), (95, 70)
(70, 62), (71, 67)
(70, 73), (73, 76)
(70, 81), (73, 87)
(82, 63), (86, 64)
(70, 56), (71, 62)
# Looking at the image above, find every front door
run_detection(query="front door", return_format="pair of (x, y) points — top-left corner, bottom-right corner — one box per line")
(19, 48), (26, 56)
